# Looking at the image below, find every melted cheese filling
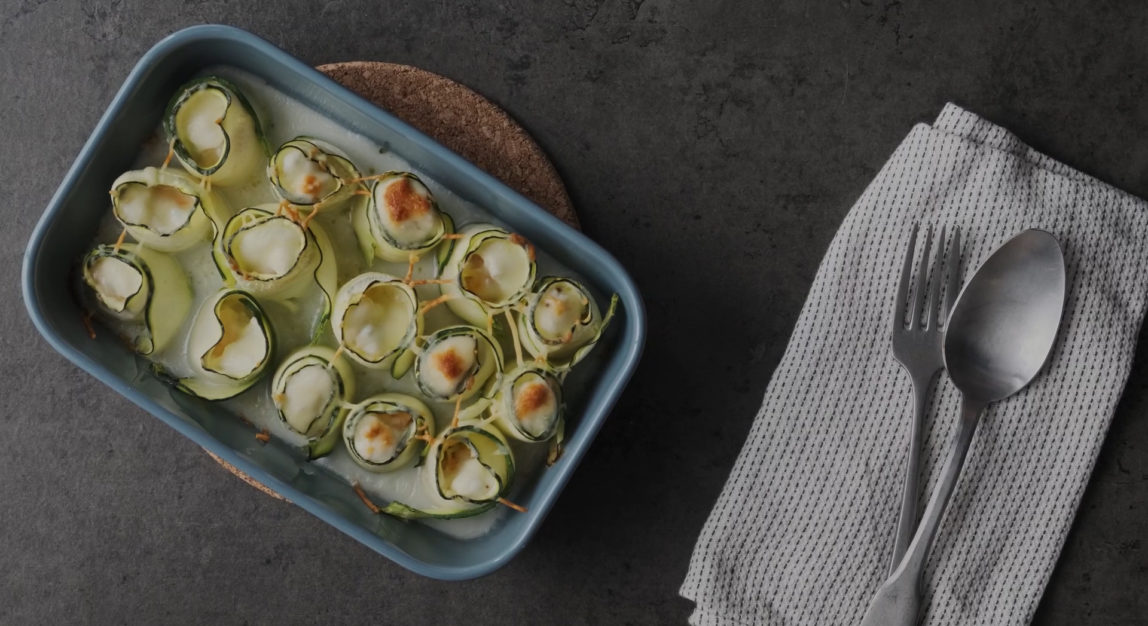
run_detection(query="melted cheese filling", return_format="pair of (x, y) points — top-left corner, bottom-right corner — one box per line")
(512, 374), (558, 438)
(175, 88), (229, 169)
(460, 238), (531, 304)
(89, 256), (145, 314)
(376, 177), (437, 245)
(353, 411), (413, 463)
(230, 217), (306, 278)
(116, 184), (197, 235)
(419, 335), (478, 397)
(203, 297), (267, 378)
(277, 147), (338, 203)
(280, 364), (336, 436)
(441, 439), (498, 500)
(534, 282), (588, 342)
(342, 283), (413, 361)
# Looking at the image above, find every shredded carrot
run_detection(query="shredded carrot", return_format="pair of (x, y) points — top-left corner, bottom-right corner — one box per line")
(161, 138), (176, 170)
(328, 343), (346, 369)
(81, 310), (97, 340)
(352, 189), (372, 196)
(509, 233), (536, 262)
(419, 294), (454, 315)
(406, 278), (452, 286)
(300, 202), (322, 229)
(352, 481), (381, 514)
(346, 173), (390, 184)
(255, 429), (270, 443)
(402, 253), (419, 284)
(485, 314), (493, 336)
(112, 228), (127, 254)
(449, 393), (464, 430)
(441, 233), (466, 240)
(498, 497), (527, 513)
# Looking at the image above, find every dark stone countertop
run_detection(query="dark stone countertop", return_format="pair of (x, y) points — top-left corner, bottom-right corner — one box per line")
(2, 1), (1146, 623)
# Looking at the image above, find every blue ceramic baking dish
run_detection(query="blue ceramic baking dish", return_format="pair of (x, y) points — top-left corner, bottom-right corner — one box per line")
(21, 24), (644, 580)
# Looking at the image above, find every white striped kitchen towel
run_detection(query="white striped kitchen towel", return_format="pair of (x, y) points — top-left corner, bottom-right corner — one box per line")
(680, 104), (1148, 625)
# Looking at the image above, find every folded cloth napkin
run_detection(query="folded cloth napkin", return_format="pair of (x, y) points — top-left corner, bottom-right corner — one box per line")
(680, 104), (1148, 625)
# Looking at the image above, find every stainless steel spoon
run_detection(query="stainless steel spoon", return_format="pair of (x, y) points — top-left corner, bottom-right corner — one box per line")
(859, 230), (1066, 626)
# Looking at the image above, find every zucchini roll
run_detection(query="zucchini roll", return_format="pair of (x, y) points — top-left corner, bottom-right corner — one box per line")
(163, 76), (266, 186)
(350, 171), (448, 262)
(518, 277), (619, 371)
(439, 224), (537, 326)
(342, 393), (435, 473)
(110, 167), (223, 252)
(413, 325), (503, 402)
(332, 273), (422, 369)
(178, 289), (275, 400)
(271, 345), (355, 459)
(269, 137), (360, 213)
(81, 243), (192, 355)
(491, 364), (563, 443)
(381, 424), (515, 520)
(215, 206), (334, 297)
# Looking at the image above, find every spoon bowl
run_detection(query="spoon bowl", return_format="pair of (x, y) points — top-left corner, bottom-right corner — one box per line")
(945, 230), (1066, 403)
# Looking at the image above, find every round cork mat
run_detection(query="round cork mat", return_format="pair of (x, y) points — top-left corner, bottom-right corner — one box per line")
(209, 62), (578, 499)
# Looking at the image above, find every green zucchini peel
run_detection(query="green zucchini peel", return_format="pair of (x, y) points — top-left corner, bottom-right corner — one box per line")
(163, 76), (267, 186)
(81, 243), (192, 355)
(379, 424), (515, 520)
(518, 277), (619, 371)
(413, 325), (504, 402)
(271, 345), (356, 459)
(438, 224), (538, 326)
(177, 289), (275, 400)
(342, 393), (435, 473)
(109, 167), (225, 252)
(269, 137), (361, 213)
(349, 171), (447, 263)
(331, 273), (422, 369)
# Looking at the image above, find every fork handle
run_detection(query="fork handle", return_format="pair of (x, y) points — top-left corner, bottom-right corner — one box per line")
(861, 397), (986, 626)
(890, 372), (936, 573)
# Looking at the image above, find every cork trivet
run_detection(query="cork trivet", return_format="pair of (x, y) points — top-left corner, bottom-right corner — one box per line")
(209, 62), (578, 500)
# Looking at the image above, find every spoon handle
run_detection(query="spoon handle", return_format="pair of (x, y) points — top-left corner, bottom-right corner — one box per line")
(859, 396), (986, 626)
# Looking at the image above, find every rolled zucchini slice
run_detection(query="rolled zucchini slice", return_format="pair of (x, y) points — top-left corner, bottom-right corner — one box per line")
(342, 393), (435, 473)
(81, 243), (192, 355)
(380, 424), (515, 520)
(331, 273), (422, 369)
(350, 171), (447, 262)
(518, 277), (619, 371)
(491, 365), (564, 443)
(214, 206), (333, 295)
(110, 167), (224, 252)
(413, 325), (503, 402)
(268, 137), (360, 212)
(163, 76), (266, 186)
(271, 346), (355, 459)
(178, 289), (275, 400)
(439, 224), (537, 326)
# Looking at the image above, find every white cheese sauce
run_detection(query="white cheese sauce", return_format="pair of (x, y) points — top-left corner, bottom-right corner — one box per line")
(90, 65), (584, 540)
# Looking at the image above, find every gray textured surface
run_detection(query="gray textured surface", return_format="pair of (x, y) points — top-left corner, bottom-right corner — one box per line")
(2, 2), (1146, 624)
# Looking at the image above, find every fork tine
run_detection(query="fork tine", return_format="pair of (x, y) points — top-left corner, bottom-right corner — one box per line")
(910, 225), (934, 329)
(894, 224), (919, 329)
(942, 226), (962, 323)
(927, 225), (946, 329)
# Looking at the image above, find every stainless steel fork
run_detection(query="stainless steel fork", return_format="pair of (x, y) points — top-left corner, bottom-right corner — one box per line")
(888, 224), (961, 573)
